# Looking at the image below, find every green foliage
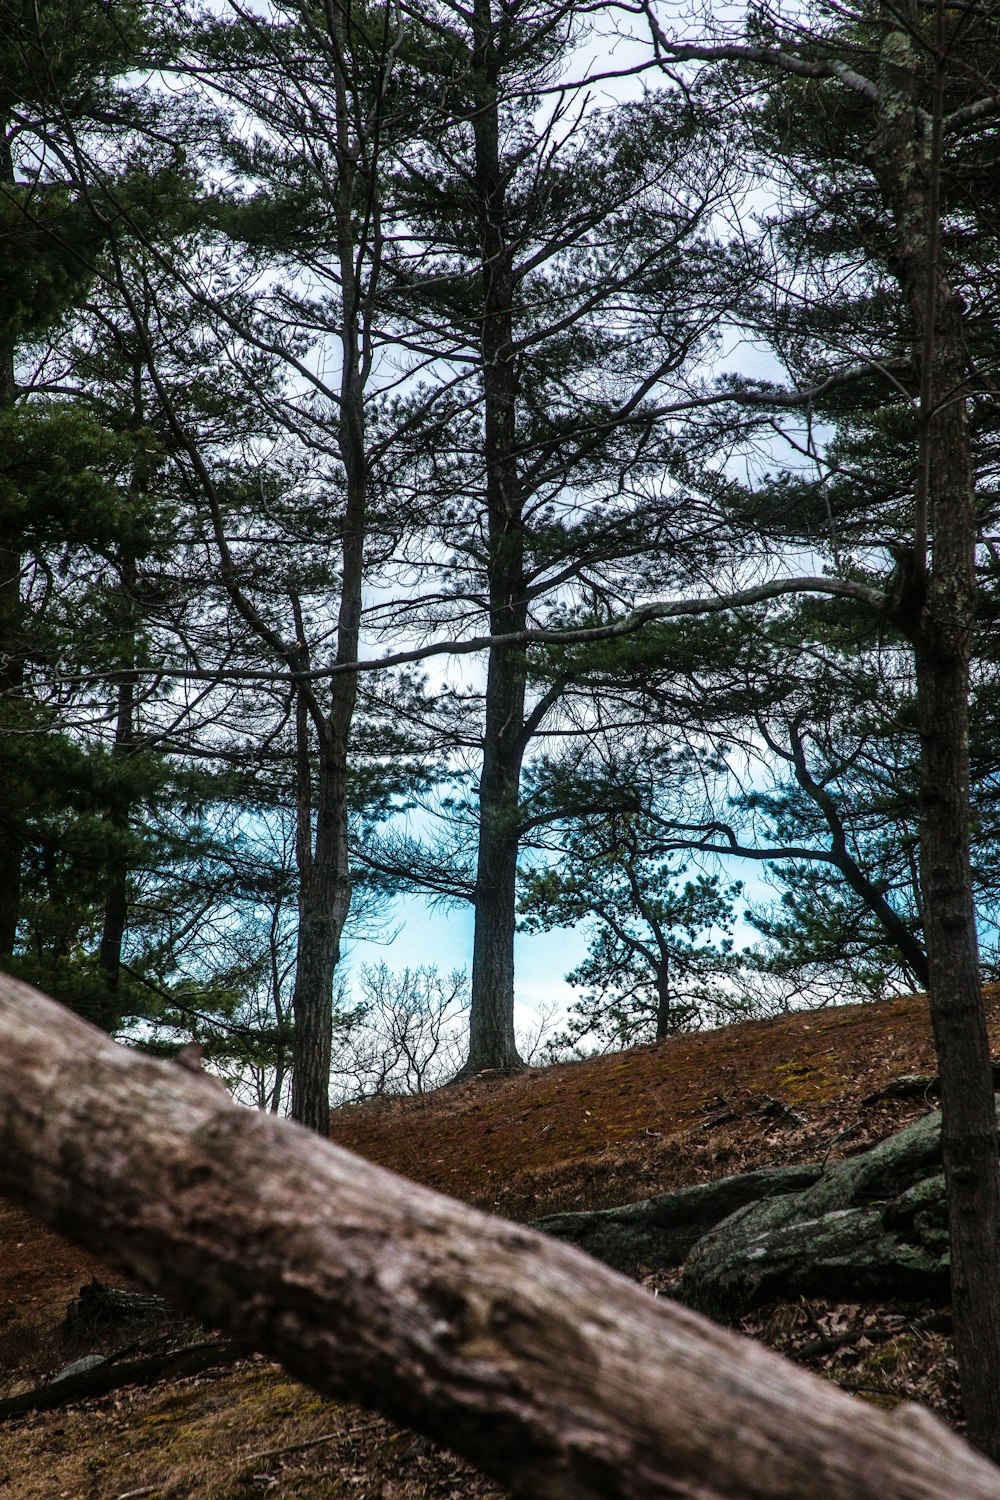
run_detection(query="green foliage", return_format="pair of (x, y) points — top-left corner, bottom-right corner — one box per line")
(0, 404), (155, 548)
(522, 849), (744, 1051)
(519, 745), (744, 1050)
(0, 188), (105, 346)
(0, 0), (150, 109)
(10, 0), (1000, 1098)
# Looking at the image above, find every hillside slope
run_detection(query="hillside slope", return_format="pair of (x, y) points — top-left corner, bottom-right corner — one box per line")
(1, 987), (997, 1496)
(330, 987), (997, 1217)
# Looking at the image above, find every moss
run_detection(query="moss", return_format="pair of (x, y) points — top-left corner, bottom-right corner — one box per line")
(866, 1344), (902, 1372)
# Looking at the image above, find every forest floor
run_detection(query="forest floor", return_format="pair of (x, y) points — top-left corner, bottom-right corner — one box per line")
(2, 985), (999, 1498)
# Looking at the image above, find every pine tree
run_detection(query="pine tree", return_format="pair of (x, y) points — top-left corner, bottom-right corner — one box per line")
(0, 0), (158, 955)
(379, 0), (741, 1074)
(644, 0), (1000, 1453)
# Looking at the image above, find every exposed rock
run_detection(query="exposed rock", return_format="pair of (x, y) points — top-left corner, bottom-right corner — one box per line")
(50, 1354), (107, 1385)
(534, 1165), (822, 1272)
(680, 1109), (956, 1318)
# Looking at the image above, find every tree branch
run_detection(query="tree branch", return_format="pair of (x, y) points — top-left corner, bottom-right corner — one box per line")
(643, 8), (881, 104)
(783, 722), (929, 987)
(158, 575), (885, 685)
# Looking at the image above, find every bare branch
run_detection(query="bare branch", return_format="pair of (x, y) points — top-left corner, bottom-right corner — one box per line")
(156, 574), (885, 684)
(643, 7), (881, 104)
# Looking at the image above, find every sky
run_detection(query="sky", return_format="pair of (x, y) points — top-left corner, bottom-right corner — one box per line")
(343, 850), (780, 1043)
(345, 893), (588, 1041)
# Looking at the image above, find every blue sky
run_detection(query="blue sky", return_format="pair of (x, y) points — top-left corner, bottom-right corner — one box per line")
(344, 854), (779, 1040)
(345, 892), (589, 1034)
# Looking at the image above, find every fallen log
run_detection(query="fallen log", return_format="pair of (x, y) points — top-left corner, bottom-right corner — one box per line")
(0, 1339), (246, 1421)
(0, 974), (997, 1500)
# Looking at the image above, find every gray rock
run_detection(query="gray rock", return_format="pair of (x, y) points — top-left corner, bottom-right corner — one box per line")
(680, 1109), (958, 1318)
(534, 1165), (822, 1272)
(49, 1354), (108, 1385)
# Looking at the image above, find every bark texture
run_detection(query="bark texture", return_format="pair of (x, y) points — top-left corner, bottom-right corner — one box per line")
(1, 974), (999, 1500)
(875, 18), (1000, 1456)
(461, 0), (528, 1076)
(0, 215), (21, 956)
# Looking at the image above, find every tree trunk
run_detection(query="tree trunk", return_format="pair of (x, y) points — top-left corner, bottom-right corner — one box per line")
(655, 959), (671, 1042)
(97, 550), (138, 1030)
(289, 889), (338, 1133)
(288, 350), (364, 1135)
(1, 973), (998, 1500)
(0, 128), (21, 957)
(462, 0), (527, 1075)
(466, 710), (524, 1073)
(0, 535), (22, 959)
(267, 913), (291, 1114)
(98, 859), (129, 999)
(291, 724), (353, 1136)
(912, 428), (1000, 1458)
(876, 17), (1000, 1458)
(288, 3), (369, 1132)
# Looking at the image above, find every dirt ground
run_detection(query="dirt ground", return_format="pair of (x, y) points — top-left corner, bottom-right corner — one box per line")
(330, 986), (995, 1216)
